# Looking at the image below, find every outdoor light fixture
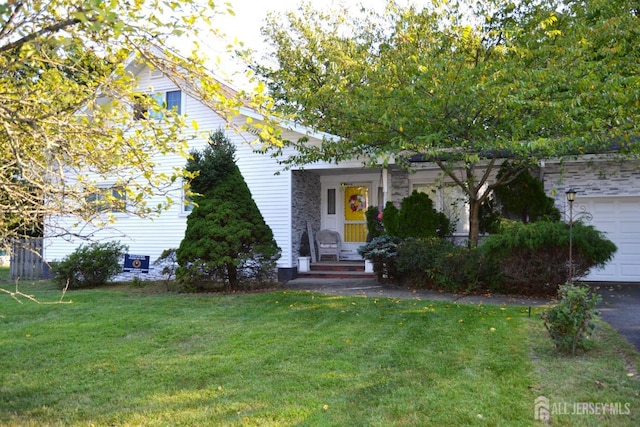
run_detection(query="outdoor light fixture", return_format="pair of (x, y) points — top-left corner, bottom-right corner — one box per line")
(566, 189), (576, 283)
(563, 189), (593, 284)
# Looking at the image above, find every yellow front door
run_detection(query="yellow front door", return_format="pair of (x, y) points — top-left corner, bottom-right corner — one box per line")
(343, 185), (368, 243)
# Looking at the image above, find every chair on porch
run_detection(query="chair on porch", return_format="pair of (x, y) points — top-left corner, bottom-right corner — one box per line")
(315, 229), (341, 261)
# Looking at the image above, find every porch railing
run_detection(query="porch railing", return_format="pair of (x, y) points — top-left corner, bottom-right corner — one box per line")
(343, 223), (367, 243)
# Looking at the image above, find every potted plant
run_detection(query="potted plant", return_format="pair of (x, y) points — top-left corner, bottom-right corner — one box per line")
(298, 230), (311, 272)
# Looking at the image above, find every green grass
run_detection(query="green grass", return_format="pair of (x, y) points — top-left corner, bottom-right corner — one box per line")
(1, 281), (639, 426)
(0, 265), (9, 281)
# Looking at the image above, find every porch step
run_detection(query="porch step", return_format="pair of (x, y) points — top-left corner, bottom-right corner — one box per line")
(297, 261), (377, 279)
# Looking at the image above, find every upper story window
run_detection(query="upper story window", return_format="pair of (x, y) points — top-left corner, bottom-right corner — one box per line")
(165, 90), (182, 114)
(134, 90), (182, 120)
(86, 187), (126, 213)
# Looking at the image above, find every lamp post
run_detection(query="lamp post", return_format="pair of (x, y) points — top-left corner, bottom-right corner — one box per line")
(566, 188), (577, 283)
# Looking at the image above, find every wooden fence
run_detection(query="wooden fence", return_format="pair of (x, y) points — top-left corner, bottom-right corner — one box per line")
(10, 238), (44, 280)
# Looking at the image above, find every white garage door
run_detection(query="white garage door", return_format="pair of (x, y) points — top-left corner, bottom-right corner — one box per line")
(580, 197), (640, 282)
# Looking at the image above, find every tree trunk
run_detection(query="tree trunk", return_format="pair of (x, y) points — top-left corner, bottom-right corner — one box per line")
(468, 197), (482, 247)
(226, 262), (238, 292)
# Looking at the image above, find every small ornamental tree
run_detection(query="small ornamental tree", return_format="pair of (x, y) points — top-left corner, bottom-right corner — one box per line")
(542, 284), (601, 354)
(176, 130), (281, 291)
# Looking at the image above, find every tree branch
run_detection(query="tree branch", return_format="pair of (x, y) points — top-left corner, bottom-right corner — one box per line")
(0, 15), (86, 53)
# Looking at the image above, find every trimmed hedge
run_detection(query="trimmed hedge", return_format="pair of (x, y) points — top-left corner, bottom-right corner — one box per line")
(396, 238), (498, 293)
(481, 220), (617, 295)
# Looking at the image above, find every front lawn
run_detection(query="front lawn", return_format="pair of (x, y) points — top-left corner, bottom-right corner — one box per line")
(1, 282), (638, 426)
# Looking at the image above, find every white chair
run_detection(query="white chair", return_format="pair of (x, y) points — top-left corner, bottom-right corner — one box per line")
(315, 229), (341, 261)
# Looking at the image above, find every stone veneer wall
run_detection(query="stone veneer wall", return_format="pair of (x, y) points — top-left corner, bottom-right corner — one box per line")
(388, 167), (410, 206)
(291, 170), (321, 258)
(543, 158), (640, 204)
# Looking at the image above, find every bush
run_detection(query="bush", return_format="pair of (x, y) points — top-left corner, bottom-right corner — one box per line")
(542, 283), (601, 354)
(365, 206), (384, 241)
(50, 241), (128, 288)
(357, 235), (402, 280)
(396, 238), (498, 293)
(382, 192), (451, 239)
(480, 220), (617, 296)
(480, 162), (561, 233)
(153, 248), (178, 281)
(381, 201), (400, 237)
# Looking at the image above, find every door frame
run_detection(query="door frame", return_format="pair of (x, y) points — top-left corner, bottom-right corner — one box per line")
(320, 174), (379, 259)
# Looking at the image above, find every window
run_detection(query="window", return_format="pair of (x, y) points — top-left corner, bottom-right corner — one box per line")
(327, 188), (336, 215)
(134, 90), (182, 120)
(133, 95), (149, 120)
(413, 184), (469, 235)
(181, 185), (195, 214)
(165, 90), (182, 114)
(86, 187), (126, 212)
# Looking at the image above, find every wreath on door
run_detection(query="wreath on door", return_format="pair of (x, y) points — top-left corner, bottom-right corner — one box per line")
(349, 194), (367, 212)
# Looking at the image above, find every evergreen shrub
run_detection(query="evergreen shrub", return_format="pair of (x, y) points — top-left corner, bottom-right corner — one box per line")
(357, 235), (402, 280)
(396, 238), (497, 293)
(365, 206), (385, 241)
(50, 241), (128, 288)
(382, 192), (451, 239)
(176, 130), (281, 292)
(481, 220), (617, 296)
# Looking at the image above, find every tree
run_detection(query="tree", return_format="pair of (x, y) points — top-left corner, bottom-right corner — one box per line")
(176, 130), (281, 291)
(479, 161), (561, 233)
(0, 0), (280, 250)
(252, 0), (639, 246)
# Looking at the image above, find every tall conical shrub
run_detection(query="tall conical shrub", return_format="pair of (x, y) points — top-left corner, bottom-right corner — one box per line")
(176, 130), (281, 291)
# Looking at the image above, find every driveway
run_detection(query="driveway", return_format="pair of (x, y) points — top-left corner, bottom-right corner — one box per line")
(593, 282), (640, 352)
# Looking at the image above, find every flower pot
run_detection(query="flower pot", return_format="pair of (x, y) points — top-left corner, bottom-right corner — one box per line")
(364, 259), (374, 273)
(298, 256), (310, 273)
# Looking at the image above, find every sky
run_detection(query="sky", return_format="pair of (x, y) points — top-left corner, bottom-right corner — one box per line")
(210, 0), (424, 86)
(218, 0), (388, 51)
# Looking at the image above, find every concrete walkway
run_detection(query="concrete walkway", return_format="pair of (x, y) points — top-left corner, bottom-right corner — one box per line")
(284, 277), (553, 306)
(284, 278), (640, 352)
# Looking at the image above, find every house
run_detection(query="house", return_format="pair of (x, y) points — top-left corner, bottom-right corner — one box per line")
(43, 60), (640, 283)
(541, 158), (640, 282)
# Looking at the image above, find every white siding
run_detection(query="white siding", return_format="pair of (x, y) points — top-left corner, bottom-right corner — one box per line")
(44, 65), (299, 269)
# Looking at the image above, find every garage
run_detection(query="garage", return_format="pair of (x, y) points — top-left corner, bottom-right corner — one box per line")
(579, 196), (640, 282)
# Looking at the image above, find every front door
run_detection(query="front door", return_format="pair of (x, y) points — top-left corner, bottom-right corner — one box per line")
(342, 185), (369, 257)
